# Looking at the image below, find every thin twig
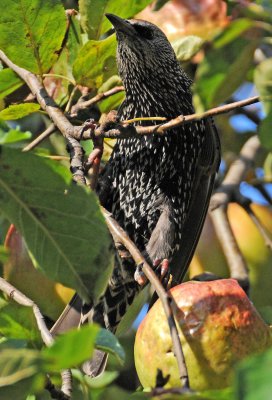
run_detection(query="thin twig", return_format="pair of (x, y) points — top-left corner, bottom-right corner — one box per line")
(0, 277), (72, 399)
(65, 85), (79, 113)
(242, 203), (272, 250)
(102, 207), (190, 388)
(70, 86), (124, 117)
(210, 208), (249, 293)
(93, 95), (260, 139)
(23, 123), (56, 152)
(210, 135), (261, 210)
(253, 182), (272, 206)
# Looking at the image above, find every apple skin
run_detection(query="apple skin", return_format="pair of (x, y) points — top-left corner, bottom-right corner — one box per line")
(190, 203), (272, 311)
(134, 279), (271, 391)
(137, 0), (229, 41)
(4, 225), (74, 321)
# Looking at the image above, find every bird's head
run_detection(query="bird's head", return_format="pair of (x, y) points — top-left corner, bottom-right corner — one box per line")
(105, 14), (179, 84)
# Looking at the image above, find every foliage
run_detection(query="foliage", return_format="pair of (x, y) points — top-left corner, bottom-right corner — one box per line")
(0, 0), (271, 398)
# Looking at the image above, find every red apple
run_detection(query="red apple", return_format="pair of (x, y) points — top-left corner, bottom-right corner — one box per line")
(137, 0), (229, 41)
(134, 279), (271, 390)
(190, 203), (272, 311)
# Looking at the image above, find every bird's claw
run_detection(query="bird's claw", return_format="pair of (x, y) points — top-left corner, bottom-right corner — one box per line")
(134, 263), (146, 286)
(79, 118), (98, 140)
(154, 258), (169, 279)
(134, 259), (170, 288)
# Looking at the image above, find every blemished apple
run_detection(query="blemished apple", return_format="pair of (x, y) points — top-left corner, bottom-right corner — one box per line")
(190, 203), (272, 311)
(134, 279), (271, 391)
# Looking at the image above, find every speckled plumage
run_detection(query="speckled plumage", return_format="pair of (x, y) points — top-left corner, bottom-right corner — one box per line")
(94, 15), (216, 332)
(51, 14), (220, 377)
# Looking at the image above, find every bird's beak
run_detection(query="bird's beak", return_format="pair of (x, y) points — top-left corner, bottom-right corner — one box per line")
(106, 14), (135, 35)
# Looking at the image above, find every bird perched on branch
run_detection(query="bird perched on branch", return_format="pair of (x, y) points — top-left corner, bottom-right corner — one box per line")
(52, 14), (220, 376)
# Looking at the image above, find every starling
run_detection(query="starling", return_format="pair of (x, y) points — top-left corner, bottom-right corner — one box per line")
(51, 14), (220, 376)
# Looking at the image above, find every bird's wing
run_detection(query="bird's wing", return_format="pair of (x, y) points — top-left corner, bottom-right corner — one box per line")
(170, 118), (221, 285)
(50, 293), (82, 335)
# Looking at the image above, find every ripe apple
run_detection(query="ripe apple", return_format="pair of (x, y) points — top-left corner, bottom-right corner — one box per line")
(137, 0), (229, 41)
(4, 225), (74, 321)
(190, 203), (272, 312)
(134, 279), (271, 390)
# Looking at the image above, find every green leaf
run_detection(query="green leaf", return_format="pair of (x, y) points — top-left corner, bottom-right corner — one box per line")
(0, 104), (40, 120)
(73, 35), (117, 88)
(96, 329), (125, 364)
(0, 69), (23, 100)
(0, 129), (32, 145)
(96, 385), (132, 400)
(194, 36), (259, 110)
(51, 15), (83, 84)
(0, 147), (113, 303)
(131, 387), (234, 399)
(172, 36), (204, 62)
(255, 58), (272, 149)
(0, 348), (42, 387)
(263, 152), (272, 180)
(0, 303), (41, 344)
(43, 324), (100, 371)
(79, 0), (152, 40)
(99, 91), (125, 113)
(99, 75), (124, 113)
(84, 370), (119, 389)
(235, 347), (272, 400)
(0, 245), (9, 263)
(0, 0), (66, 75)
(254, 58), (272, 114)
(153, 0), (169, 11)
(116, 286), (149, 336)
(213, 19), (254, 49)
(258, 110), (272, 150)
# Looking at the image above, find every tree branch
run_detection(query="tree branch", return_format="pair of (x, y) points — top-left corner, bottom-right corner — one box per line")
(210, 135), (261, 210)
(209, 208), (249, 292)
(23, 123), (56, 152)
(208, 135), (262, 292)
(70, 86), (124, 117)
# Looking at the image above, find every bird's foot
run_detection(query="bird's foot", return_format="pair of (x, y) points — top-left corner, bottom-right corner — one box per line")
(134, 258), (170, 288)
(154, 258), (169, 279)
(79, 118), (98, 140)
(154, 258), (171, 289)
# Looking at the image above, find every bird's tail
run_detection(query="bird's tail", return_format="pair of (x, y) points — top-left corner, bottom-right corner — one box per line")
(50, 266), (139, 377)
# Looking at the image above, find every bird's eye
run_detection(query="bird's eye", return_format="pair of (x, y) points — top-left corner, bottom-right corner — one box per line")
(134, 24), (154, 40)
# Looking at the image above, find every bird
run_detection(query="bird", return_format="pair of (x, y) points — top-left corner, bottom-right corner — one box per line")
(51, 13), (221, 377)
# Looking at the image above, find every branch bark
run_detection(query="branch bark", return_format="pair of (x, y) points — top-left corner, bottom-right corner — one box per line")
(210, 135), (261, 210)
